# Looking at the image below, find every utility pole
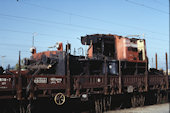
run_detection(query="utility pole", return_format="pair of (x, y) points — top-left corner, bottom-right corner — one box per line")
(165, 53), (169, 89)
(155, 53), (158, 69)
(32, 32), (37, 47)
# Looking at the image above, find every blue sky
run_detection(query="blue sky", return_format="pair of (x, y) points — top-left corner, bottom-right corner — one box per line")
(0, 0), (169, 70)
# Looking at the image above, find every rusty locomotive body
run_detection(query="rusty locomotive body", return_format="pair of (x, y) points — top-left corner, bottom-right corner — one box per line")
(0, 34), (169, 113)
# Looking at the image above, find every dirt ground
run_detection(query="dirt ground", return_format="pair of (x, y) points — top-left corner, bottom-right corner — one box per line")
(106, 103), (170, 113)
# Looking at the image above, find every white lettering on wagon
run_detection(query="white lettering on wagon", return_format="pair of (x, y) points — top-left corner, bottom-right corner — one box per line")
(0, 78), (7, 82)
(0, 78), (11, 82)
(50, 78), (62, 84)
(0, 78), (11, 87)
(34, 78), (47, 84)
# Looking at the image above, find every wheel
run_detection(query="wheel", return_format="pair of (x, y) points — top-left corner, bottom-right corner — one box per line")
(54, 93), (66, 105)
(139, 95), (145, 107)
(131, 95), (136, 107)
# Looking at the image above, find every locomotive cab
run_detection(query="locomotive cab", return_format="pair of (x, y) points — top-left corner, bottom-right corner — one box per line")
(81, 34), (116, 60)
(81, 34), (147, 75)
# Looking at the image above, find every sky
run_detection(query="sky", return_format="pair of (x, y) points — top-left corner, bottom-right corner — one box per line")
(0, 0), (169, 70)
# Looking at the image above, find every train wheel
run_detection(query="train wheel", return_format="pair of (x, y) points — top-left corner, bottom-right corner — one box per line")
(26, 103), (31, 113)
(94, 96), (111, 113)
(131, 95), (136, 107)
(139, 95), (145, 107)
(131, 94), (145, 107)
(94, 99), (99, 113)
(94, 99), (103, 113)
(54, 93), (66, 105)
(19, 104), (26, 113)
(156, 93), (162, 104)
(105, 96), (111, 110)
(163, 92), (168, 103)
(157, 92), (167, 104)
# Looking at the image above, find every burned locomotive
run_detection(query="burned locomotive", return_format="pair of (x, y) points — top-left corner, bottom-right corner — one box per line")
(0, 34), (168, 113)
(24, 34), (147, 76)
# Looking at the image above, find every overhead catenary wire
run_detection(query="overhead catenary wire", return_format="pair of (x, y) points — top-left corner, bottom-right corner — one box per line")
(1, 16), (168, 43)
(0, 16), (92, 34)
(0, 29), (167, 55)
(15, 1), (169, 36)
(0, 35), (70, 47)
(0, 12), (168, 37)
(152, 0), (169, 8)
(0, 42), (46, 49)
(0, 28), (168, 42)
(125, 0), (169, 14)
(0, 3), (168, 43)
(0, 29), (71, 39)
(0, 13), (121, 34)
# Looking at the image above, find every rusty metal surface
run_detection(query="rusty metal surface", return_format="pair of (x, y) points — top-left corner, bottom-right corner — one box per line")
(118, 60), (122, 93)
(156, 53), (158, 69)
(122, 75), (145, 86)
(66, 45), (71, 97)
(73, 75), (105, 88)
(17, 51), (22, 100)
(0, 74), (168, 97)
(115, 36), (147, 63)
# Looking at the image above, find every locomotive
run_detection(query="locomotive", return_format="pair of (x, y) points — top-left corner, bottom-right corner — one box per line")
(0, 34), (168, 113)
(24, 34), (147, 76)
